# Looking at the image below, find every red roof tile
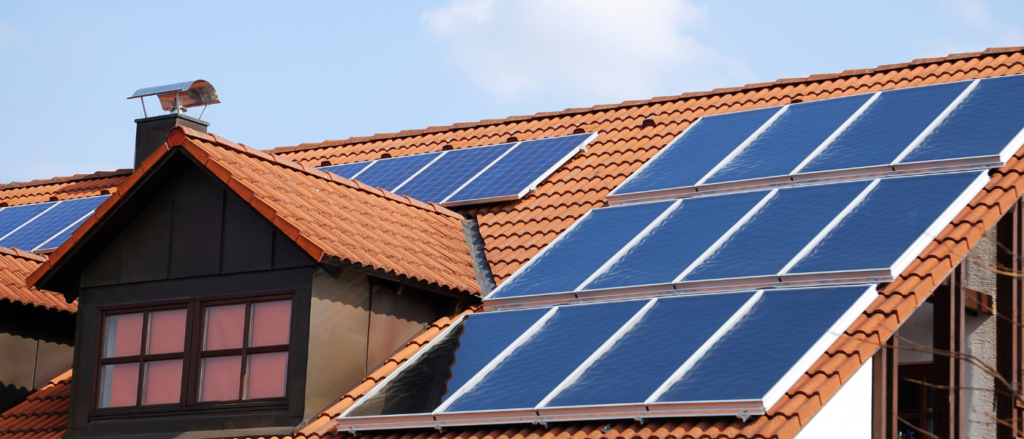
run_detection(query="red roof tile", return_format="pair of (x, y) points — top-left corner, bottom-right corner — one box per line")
(0, 170), (130, 207)
(0, 370), (71, 439)
(29, 127), (480, 296)
(0, 246), (75, 313)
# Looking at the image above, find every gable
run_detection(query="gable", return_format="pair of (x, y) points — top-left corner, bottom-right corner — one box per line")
(82, 162), (311, 288)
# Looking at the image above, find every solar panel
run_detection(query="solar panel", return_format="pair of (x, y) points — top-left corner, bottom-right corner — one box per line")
(611, 107), (779, 197)
(542, 293), (753, 408)
(487, 201), (672, 301)
(583, 191), (766, 291)
(351, 153), (441, 191)
(704, 94), (872, 184)
(319, 162), (372, 179)
(785, 171), (985, 277)
(345, 307), (549, 418)
(0, 203), (52, 239)
(398, 143), (514, 203)
(900, 74), (1024, 164)
(799, 81), (971, 173)
(444, 134), (592, 205)
(0, 196), (109, 251)
(680, 181), (869, 283)
(337, 285), (875, 430)
(609, 76), (1024, 203)
(439, 300), (647, 414)
(650, 286), (870, 406)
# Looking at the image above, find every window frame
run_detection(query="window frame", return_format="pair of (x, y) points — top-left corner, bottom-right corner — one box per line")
(90, 292), (296, 417)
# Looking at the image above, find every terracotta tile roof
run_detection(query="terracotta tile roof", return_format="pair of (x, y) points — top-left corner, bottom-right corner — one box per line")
(0, 370), (71, 439)
(0, 246), (75, 313)
(274, 46), (1024, 285)
(0, 170), (130, 207)
(27, 127), (480, 296)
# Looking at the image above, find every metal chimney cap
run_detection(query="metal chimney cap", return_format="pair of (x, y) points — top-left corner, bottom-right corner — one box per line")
(128, 80), (220, 113)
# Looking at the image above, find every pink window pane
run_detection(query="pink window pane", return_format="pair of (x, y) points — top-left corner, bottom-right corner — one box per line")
(199, 356), (241, 401)
(147, 309), (187, 355)
(103, 313), (143, 358)
(249, 301), (291, 347)
(99, 363), (139, 408)
(204, 304), (245, 351)
(143, 360), (182, 405)
(245, 352), (288, 399)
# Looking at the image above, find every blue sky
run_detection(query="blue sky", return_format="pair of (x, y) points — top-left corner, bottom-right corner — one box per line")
(0, 0), (1021, 183)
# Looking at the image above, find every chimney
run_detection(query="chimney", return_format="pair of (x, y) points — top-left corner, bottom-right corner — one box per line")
(128, 80), (220, 169)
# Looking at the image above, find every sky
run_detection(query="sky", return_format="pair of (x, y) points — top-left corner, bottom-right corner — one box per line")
(0, 0), (1021, 183)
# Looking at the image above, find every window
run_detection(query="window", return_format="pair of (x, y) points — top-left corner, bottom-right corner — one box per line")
(897, 363), (934, 438)
(95, 294), (293, 412)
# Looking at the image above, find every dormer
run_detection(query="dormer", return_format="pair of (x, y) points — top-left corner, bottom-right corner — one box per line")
(29, 127), (480, 439)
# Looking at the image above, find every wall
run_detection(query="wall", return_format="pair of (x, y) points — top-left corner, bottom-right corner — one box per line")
(0, 303), (74, 410)
(963, 227), (997, 439)
(795, 357), (872, 439)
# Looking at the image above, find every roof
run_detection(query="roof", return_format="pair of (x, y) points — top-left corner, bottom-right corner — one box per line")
(27, 127), (480, 296)
(0, 369), (71, 439)
(0, 170), (130, 207)
(0, 246), (75, 313)
(4, 47), (1024, 439)
(275, 46), (1024, 286)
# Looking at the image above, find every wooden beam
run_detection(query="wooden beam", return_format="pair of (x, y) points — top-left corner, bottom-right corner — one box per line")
(873, 334), (898, 439)
(934, 263), (965, 438)
(997, 201), (1022, 439)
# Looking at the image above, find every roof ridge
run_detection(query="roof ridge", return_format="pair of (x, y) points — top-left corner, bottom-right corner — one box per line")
(170, 127), (463, 220)
(0, 245), (48, 263)
(0, 169), (133, 192)
(269, 46), (1024, 155)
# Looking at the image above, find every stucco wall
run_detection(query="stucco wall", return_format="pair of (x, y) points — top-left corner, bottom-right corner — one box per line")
(964, 228), (997, 439)
(795, 358), (872, 439)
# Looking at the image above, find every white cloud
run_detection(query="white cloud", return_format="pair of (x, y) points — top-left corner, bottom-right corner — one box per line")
(421, 0), (754, 103)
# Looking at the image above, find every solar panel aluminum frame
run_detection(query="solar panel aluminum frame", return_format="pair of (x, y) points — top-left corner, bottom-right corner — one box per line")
(643, 285), (877, 421)
(441, 132), (598, 208)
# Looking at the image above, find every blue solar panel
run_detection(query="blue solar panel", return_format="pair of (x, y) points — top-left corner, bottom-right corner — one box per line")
(584, 192), (766, 291)
(397, 144), (514, 203)
(346, 307), (549, 417)
(682, 182), (869, 281)
(352, 153), (440, 191)
(32, 196), (110, 250)
(320, 161), (372, 179)
(0, 203), (52, 239)
(788, 172), (982, 274)
(800, 81), (971, 173)
(545, 292), (753, 407)
(705, 94), (871, 184)
(654, 286), (869, 403)
(488, 201), (672, 299)
(612, 107), (779, 196)
(902, 75), (1024, 163)
(442, 299), (647, 413)
(446, 134), (590, 204)
(0, 196), (109, 251)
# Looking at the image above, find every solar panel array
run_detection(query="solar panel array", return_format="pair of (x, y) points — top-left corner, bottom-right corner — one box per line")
(610, 75), (1024, 202)
(337, 285), (876, 429)
(319, 133), (596, 206)
(487, 171), (985, 305)
(335, 77), (1024, 430)
(0, 196), (108, 251)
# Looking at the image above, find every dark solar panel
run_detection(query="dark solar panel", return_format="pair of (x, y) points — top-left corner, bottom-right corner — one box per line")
(612, 107), (779, 196)
(545, 292), (752, 407)
(800, 81), (970, 173)
(320, 161), (372, 180)
(397, 143), (514, 203)
(705, 94), (871, 184)
(488, 201), (671, 299)
(901, 74), (1024, 163)
(32, 196), (110, 250)
(445, 134), (590, 204)
(0, 203), (52, 240)
(351, 153), (441, 191)
(0, 196), (108, 251)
